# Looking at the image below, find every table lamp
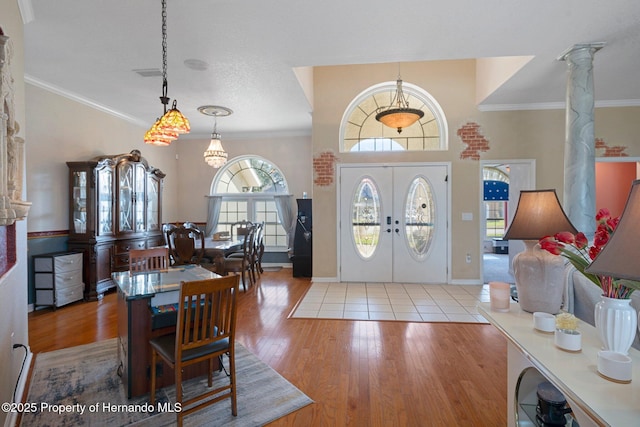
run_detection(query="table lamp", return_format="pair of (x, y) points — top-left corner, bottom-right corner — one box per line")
(585, 179), (640, 281)
(503, 189), (578, 313)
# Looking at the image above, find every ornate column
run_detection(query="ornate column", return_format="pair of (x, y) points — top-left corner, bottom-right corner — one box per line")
(558, 43), (604, 238)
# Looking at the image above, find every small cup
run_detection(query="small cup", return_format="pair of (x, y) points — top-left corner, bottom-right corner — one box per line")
(597, 351), (632, 383)
(533, 312), (555, 333)
(554, 328), (581, 352)
(489, 281), (511, 312)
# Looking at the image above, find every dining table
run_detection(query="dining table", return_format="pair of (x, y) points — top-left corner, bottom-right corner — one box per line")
(113, 265), (223, 398)
(203, 237), (244, 259)
(200, 238), (245, 274)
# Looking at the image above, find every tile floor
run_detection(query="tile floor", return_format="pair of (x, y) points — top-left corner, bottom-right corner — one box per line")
(290, 282), (495, 323)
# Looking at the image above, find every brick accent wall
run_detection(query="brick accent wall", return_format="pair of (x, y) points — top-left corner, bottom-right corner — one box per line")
(313, 151), (338, 187)
(596, 137), (629, 157)
(458, 122), (490, 160)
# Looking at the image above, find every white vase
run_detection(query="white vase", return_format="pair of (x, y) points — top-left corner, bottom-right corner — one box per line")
(594, 296), (637, 355)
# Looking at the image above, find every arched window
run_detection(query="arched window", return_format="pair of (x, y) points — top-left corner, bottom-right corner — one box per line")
(341, 81), (448, 153)
(211, 156), (290, 248)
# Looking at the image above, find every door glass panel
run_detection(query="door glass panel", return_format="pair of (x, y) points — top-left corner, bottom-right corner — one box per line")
(352, 177), (381, 259)
(118, 163), (133, 232)
(134, 164), (146, 232)
(147, 175), (159, 231)
(405, 176), (435, 257)
(72, 171), (87, 234)
(97, 168), (113, 235)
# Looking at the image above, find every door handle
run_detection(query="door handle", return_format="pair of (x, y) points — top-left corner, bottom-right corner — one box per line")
(386, 228), (391, 233)
(395, 228), (399, 233)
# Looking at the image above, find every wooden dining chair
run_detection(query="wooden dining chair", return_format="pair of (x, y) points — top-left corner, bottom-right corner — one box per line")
(166, 225), (213, 266)
(222, 225), (256, 291)
(129, 247), (169, 272)
(149, 275), (240, 426)
(230, 220), (254, 241)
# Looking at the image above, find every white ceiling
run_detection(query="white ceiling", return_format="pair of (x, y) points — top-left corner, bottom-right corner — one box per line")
(21, 0), (640, 139)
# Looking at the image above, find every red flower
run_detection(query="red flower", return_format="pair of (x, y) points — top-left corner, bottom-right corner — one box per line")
(539, 236), (563, 255)
(537, 208), (636, 299)
(555, 231), (575, 244)
(593, 229), (609, 249)
(595, 208), (611, 221)
(574, 232), (588, 249)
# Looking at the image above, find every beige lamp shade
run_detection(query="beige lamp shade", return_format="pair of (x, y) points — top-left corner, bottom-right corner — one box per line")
(503, 189), (578, 240)
(585, 179), (640, 281)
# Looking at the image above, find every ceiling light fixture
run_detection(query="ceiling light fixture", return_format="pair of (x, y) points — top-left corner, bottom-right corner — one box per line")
(199, 105), (233, 168)
(375, 75), (424, 134)
(144, 0), (190, 146)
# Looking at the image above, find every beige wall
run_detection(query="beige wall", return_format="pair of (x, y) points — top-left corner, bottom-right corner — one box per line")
(175, 134), (312, 222)
(25, 84), (181, 230)
(312, 60), (640, 282)
(0, 2), (28, 425)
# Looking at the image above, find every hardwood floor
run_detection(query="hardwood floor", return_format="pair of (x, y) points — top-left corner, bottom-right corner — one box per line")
(28, 269), (508, 426)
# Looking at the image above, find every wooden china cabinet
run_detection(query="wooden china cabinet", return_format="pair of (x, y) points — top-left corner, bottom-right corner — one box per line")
(67, 150), (165, 301)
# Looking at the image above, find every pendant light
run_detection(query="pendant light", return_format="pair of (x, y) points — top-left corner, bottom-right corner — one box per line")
(375, 75), (424, 134)
(199, 105), (233, 168)
(144, 0), (189, 146)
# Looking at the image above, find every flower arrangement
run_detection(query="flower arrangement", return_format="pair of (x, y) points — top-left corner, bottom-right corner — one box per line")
(539, 208), (640, 299)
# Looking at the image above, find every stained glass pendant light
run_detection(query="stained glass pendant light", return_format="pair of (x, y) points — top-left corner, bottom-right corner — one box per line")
(199, 105), (233, 168)
(144, 0), (189, 146)
(375, 76), (424, 134)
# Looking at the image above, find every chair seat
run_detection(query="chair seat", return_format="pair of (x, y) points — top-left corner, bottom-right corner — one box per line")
(150, 333), (230, 364)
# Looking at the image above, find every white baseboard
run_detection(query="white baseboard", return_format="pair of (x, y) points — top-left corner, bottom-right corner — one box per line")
(5, 347), (33, 427)
(450, 279), (484, 285)
(310, 276), (339, 283)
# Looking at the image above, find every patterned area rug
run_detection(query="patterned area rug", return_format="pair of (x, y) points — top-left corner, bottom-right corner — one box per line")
(21, 338), (312, 426)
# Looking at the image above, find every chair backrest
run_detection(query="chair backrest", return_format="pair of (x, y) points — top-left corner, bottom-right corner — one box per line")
(162, 223), (177, 247)
(240, 225), (256, 264)
(183, 221), (198, 231)
(254, 221), (265, 260)
(129, 247), (169, 272)
(231, 220), (254, 240)
(166, 225), (205, 265)
(176, 275), (239, 358)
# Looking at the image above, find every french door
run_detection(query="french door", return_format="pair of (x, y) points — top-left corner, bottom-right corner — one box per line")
(339, 164), (448, 283)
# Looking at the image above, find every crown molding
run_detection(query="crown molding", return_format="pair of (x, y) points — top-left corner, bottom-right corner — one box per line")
(24, 74), (148, 128)
(478, 99), (640, 112)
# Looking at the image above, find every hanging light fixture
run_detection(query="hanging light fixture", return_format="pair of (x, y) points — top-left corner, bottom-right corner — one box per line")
(144, 0), (189, 146)
(199, 105), (233, 168)
(375, 75), (424, 134)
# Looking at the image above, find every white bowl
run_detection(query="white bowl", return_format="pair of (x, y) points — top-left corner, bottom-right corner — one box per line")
(533, 312), (555, 333)
(554, 328), (581, 352)
(597, 350), (632, 383)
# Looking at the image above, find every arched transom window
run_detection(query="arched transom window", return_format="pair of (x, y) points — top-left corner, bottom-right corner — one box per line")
(341, 81), (448, 153)
(211, 156), (289, 248)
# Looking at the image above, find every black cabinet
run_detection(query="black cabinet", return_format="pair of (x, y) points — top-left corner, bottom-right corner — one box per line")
(292, 198), (312, 277)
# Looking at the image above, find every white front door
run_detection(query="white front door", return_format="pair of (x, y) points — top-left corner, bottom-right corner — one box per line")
(339, 164), (448, 283)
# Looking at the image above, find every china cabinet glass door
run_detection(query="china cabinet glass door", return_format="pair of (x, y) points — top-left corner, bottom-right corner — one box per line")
(147, 175), (160, 232)
(71, 171), (87, 234)
(118, 162), (135, 233)
(97, 167), (113, 236)
(134, 164), (146, 232)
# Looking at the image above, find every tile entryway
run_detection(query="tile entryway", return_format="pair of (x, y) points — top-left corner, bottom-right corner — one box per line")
(290, 282), (492, 323)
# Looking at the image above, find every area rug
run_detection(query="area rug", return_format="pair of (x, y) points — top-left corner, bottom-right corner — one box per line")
(289, 282), (492, 323)
(21, 338), (313, 427)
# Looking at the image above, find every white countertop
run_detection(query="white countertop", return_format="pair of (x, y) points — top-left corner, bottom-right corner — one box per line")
(477, 302), (640, 426)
